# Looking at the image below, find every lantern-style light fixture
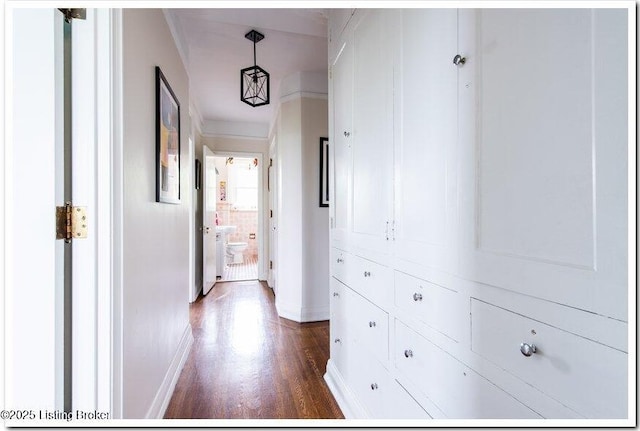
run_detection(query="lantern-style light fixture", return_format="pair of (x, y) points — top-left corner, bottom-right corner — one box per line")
(240, 30), (270, 107)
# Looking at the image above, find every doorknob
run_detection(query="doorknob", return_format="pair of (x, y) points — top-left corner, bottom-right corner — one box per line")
(453, 54), (466, 66)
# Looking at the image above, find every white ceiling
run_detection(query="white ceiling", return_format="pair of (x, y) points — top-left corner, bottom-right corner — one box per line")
(165, 9), (329, 134)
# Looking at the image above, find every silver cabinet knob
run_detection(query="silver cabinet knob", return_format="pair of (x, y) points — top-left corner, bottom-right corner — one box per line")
(453, 54), (466, 66)
(520, 342), (537, 357)
(343, 131), (351, 137)
(413, 292), (423, 301)
(333, 292), (339, 297)
(336, 258), (343, 263)
(369, 321), (376, 328)
(334, 338), (341, 344)
(370, 383), (378, 390)
(363, 271), (371, 277)
(404, 349), (413, 358)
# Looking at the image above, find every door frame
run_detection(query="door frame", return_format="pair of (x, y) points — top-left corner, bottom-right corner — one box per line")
(268, 135), (277, 291)
(210, 150), (266, 282)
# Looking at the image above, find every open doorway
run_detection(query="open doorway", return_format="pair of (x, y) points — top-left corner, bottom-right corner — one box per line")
(214, 155), (260, 282)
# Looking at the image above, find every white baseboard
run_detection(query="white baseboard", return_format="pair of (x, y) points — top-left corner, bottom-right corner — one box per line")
(275, 300), (302, 322)
(324, 359), (368, 419)
(275, 301), (329, 323)
(145, 325), (194, 419)
(301, 306), (329, 322)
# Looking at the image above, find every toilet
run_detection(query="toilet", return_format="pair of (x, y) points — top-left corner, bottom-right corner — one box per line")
(226, 242), (248, 264)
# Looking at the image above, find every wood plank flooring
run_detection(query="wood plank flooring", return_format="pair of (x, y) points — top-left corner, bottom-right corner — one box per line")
(163, 280), (344, 419)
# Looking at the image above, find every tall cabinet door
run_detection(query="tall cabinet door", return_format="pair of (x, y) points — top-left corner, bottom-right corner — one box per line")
(331, 37), (354, 247)
(351, 10), (394, 257)
(393, 9), (458, 274)
(458, 9), (628, 320)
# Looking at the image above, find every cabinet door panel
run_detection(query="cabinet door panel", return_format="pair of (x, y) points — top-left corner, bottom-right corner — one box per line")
(331, 40), (353, 244)
(394, 9), (458, 272)
(351, 10), (394, 254)
(458, 9), (628, 320)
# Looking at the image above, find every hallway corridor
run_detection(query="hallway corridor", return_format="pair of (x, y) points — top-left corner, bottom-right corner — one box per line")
(164, 280), (343, 419)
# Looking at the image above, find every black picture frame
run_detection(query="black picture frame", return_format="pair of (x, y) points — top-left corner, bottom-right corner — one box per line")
(156, 66), (181, 204)
(194, 159), (202, 190)
(319, 137), (329, 207)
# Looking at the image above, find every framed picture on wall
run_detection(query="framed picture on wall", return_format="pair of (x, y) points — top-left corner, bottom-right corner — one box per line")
(319, 137), (329, 207)
(156, 66), (181, 204)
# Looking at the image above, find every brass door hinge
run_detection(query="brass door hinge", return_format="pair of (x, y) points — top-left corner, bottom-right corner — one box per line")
(56, 203), (88, 243)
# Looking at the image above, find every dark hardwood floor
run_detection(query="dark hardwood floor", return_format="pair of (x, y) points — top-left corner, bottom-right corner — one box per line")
(164, 280), (344, 419)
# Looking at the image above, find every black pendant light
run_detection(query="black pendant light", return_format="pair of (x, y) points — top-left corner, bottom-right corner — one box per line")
(240, 30), (270, 107)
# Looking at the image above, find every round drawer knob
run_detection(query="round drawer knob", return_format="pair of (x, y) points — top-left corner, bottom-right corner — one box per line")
(344, 131), (351, 137)
(336, 258), (343, 263)
(333, 292), (339, 297)
(453, 54), (467, 66)
(404, 349), (413, 358)
(412, 292), (423, 301)
(370, 383), (378, 390)
(369, 321), (376, 328)
(520, 342), (537, 357)
(334, 338), (341, 344)
(363, 271), (371, 277)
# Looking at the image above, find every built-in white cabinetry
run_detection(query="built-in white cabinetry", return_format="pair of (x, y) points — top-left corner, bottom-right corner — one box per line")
(325, 7), (629, 421)
(351, 10), (394, 257)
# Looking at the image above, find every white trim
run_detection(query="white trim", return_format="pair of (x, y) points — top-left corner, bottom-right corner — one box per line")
(95, 7), (115, 414)
(110, 7), (125, 420)
(201, 132), (269, 140)
(275, 300), (302, 322)
(301, 306), (330, 322)
(275, 302), (330, 323)
(280, 91), (329, 104)
(324, 359), (368, 419)
(145, 325), (194, 419)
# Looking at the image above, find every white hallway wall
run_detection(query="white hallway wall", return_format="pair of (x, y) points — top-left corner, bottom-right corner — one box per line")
(122, 8), (191, 418)
(273, 76), (330, 321)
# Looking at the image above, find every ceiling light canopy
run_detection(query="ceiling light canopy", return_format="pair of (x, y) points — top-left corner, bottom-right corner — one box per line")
(240, 29), (270, 107)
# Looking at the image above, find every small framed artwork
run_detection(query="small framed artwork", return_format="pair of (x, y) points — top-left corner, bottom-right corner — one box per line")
(156, 66), (181, 204)
(194, 159), (201, 190)
(319, 137), (329, 207)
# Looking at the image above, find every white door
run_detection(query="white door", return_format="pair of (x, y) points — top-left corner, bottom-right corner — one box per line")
(7, 7), (111, 414)
(393, 9), (458, 274)
(457, 9), (628, 320)
(351, 10), (394, 257)
(268, 141), (277, 291)
(330, 34), (353, 248)
(202, 145), (217, 295)
(7, 8), (66, 412)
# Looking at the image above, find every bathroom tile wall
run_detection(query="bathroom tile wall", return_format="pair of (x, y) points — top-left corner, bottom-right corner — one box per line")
(228, 210), (258, 258)
(216, 202), (258, 259)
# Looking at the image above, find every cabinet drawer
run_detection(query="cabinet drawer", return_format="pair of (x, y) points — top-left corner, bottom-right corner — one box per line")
(470, 299), (627, 418)
(332, 248), (392, 308)
(345, 344), (430, 419)
(344, 287), (389, 367)
(346, 255), (392, 308)
(331, 248), (348, 284)
(329, 279), (349, 376)
(394, 271), (461, 340)
(395, 319), (540, 419)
